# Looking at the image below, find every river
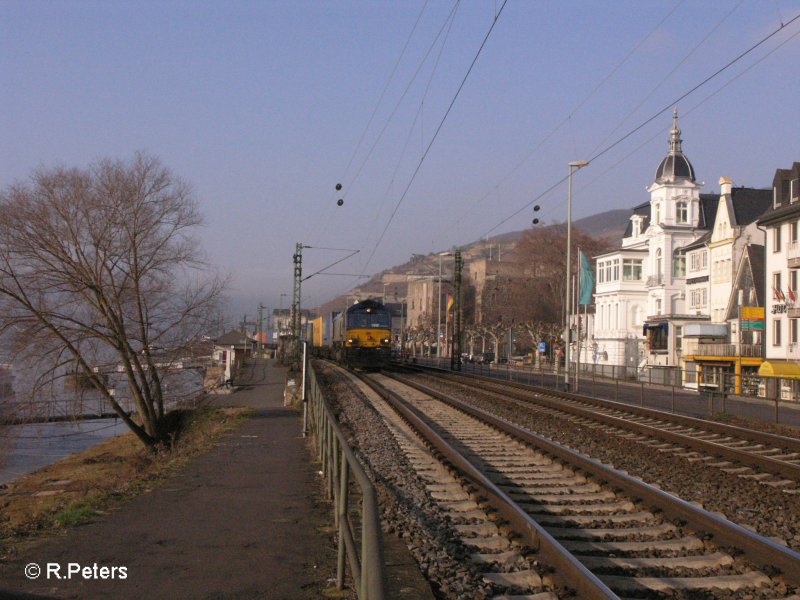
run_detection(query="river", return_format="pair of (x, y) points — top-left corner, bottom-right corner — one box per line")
(0, 367), (205, 485)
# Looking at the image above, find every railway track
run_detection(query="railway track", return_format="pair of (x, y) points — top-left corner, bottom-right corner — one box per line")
(356, 369), (800, 599)
(403, 366), (800, 494)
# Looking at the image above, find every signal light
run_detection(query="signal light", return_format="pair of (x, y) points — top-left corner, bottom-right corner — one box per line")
(532, 218), (540, 225)
(337, 199), (344, 206)
(335, 183), (342, 191)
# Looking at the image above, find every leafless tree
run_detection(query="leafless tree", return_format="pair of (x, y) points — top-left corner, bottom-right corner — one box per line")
(0, 154), (226, 450)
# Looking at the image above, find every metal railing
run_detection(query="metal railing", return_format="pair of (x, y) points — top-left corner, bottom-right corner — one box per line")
(691, 343), (763, 357)
(406, 356), (800, 426)
(306, 364), (386, 600)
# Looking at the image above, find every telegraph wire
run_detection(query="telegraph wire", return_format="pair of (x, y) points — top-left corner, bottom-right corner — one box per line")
(577, 24), (800, 199)
(481, 10), (800, 239)
(362, 1), (462, 255)
(361, 0), (510, 276)
(454, 0), (685, 230)
(588, 0), (743, 158)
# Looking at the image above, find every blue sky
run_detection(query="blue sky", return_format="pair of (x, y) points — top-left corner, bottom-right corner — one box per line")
(2, 1), (799, 321)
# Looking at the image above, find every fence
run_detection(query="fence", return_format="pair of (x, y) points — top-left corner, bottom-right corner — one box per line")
(414, 356), (800, 427)
(306, 364), (386, 600)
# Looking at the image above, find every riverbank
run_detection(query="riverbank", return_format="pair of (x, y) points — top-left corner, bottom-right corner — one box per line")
(0, 404), (253, 557)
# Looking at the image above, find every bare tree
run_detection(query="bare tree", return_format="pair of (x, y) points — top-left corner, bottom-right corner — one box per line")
(0, 154), (225, 450)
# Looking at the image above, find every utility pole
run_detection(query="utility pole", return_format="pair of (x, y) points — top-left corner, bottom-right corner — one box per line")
(257, 303), (265, 357)
(451, 249), (463, 371)
(291, 242), (303, 366)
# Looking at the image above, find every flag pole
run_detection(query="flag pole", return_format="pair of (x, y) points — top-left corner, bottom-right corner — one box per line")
(576, 248), (581, 393)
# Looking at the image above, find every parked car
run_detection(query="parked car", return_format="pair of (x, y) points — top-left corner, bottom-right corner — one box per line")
(474, 352), (495, 364)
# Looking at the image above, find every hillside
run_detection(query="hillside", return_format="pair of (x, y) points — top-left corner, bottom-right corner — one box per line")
(314, 206), (631, 315)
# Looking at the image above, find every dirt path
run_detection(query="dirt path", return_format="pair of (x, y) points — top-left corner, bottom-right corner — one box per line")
(0, 359), (340, 599)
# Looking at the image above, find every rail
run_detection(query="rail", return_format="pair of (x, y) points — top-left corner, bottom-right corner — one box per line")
(381, 372), (800, 588)
(306, 364), (386, 600)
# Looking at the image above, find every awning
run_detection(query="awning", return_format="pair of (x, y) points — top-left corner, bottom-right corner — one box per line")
(758, 361), (800, 379)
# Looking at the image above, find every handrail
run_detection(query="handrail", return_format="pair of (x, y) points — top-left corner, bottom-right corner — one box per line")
(306, 363), (386, 600)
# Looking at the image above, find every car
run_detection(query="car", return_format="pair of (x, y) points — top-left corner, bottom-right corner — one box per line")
(474, 352), (495, 364)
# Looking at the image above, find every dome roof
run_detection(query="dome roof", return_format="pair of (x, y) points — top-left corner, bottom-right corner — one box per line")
(654, 109), (695, 184)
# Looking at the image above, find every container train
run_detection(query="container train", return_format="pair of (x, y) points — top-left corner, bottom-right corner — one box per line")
(333, 299), (392, 369)
(310, 299), (392, 369)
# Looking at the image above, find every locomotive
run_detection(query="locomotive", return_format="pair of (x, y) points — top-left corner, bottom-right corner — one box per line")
(331, 299), (392, 369)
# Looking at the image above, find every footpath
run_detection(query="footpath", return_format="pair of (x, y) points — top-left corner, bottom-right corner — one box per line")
(0, 359), (343, 599)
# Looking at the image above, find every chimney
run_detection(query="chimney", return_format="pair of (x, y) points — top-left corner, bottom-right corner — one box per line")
(719, 176), (733, 196)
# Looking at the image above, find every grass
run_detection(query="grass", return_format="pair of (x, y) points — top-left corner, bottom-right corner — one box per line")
(0, 405), (253, 557)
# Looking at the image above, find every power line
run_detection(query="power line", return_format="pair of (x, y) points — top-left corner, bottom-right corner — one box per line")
(362, 0), (510, 275)
(481, 10), (800, 239)
(455, 0), (685, 230)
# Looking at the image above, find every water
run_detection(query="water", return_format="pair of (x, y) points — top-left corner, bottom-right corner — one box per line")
(0, 419), (129, 485)
(0, 367), (204, 485)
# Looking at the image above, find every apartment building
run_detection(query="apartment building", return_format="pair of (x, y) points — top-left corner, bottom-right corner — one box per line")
(757, 162), (800, 399)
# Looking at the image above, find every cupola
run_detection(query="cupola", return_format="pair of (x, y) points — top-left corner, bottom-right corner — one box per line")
(654, 108), (696, 184)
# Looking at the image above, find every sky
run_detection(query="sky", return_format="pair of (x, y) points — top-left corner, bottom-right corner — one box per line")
(2, 0), (800, 324)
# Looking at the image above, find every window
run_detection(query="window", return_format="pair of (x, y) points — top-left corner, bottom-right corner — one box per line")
(654, 203), (660, 225)
(773, 319), (782, 347)
(792, 179), (799, 203)
(655, 248), (663, 279)
(612, 259), (619, 281)
(675, 325), (683, 353)
(623, 259), (642, 281)
(597, 261), (604, 284)
(791, 222), (799, 243)
(773, 225), (782, 253)
(676, 200), (688, 223)
(655, 298), (662, 315)
(773, 272), (783, 300)
(702, 251), (707, 268)
(791, 319), (799, 345)
(673, 255), (686, 278)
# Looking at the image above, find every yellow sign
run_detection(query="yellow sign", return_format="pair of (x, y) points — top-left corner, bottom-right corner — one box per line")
(741, 307), (765, 319)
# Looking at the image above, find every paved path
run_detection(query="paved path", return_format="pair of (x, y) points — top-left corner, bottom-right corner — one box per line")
(0, 359), (340, 599)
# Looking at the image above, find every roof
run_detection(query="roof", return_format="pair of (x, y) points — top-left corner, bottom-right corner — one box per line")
(757, 199), (800, 226)
(215, 330), (255, 348)
(654, 109), (696, 184)
(681, 230), (712, 252)
(622, 202), (651, 238)
(747, 244), (766, 308)
(698, 194), (719, 229)
(729, 187), (772, 226)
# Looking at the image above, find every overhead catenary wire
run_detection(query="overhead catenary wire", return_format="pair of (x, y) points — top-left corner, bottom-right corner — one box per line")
(361, 1), (462, 256)
(454, 0), (686, 230)
(361, 0), (510, 277)
(481, 10), (800, 239)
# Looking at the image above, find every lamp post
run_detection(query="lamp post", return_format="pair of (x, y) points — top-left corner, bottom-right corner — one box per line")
(564, 160), (589, 392)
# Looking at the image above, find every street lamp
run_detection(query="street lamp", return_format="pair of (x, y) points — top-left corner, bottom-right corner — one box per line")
(564, 160), (589, 392)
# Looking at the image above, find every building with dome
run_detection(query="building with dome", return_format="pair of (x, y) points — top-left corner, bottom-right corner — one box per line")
(589, 110), (771, 385)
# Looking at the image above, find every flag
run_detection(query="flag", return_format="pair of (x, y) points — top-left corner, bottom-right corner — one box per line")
(789, 288), (797, 303)
(446, 294), (454, 314)
(579, 250), (594, 305)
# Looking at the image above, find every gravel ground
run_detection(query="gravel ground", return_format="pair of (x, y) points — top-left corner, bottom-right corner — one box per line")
(409, 372), (800, 554)
(315, 362), (497, 600)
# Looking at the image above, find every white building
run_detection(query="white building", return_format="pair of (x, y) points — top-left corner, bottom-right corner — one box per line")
(592, 110), (717, 382)
(679, 179), (771, 394)
(757, 162), (800, 399)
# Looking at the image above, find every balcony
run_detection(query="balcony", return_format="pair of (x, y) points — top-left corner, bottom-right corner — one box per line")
(689, 342), (763, 358)
(646, 274), (664, 287)
(788, 240), (800, 268)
